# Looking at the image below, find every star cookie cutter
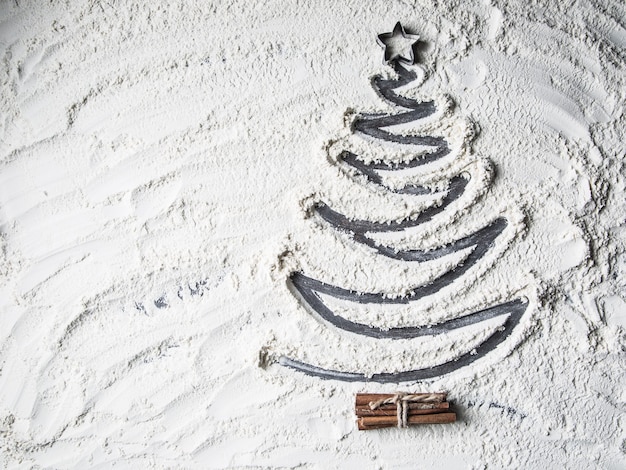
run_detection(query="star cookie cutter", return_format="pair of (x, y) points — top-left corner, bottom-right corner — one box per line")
(377, 21), (419, 65)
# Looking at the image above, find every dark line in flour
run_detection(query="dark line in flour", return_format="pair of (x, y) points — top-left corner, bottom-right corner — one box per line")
(357, 217), (506, 262)
(315, 175), (468, 234)
(278, 297), (527, 383)
(289, 218), (506, 338)
(339, 150), (452, 195)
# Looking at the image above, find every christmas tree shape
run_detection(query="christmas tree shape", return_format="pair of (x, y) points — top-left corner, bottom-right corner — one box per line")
(280, 23), (528, 382)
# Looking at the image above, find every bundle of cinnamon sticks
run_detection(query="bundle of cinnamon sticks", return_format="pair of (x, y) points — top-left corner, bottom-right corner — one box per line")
(355, 392), (455, 430)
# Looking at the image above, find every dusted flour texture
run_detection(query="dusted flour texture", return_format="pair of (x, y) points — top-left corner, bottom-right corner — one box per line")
(1, 0), (625, 469)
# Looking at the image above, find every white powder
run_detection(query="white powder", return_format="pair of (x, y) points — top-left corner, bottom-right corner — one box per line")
(0, 1), (624, 468)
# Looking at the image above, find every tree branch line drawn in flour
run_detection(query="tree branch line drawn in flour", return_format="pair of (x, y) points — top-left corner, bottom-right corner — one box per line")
(279, 23), (529, 382)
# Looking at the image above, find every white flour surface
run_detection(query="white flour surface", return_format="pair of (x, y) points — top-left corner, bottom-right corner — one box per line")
(1, 1), (625, 468)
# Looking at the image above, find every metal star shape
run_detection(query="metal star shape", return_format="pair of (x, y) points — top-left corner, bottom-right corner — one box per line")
(377, 22), (419, 65)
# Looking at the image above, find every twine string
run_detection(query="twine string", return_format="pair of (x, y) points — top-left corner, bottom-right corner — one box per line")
(369, 393), (444, 428)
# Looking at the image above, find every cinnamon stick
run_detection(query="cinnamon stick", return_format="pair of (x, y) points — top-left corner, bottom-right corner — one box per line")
(355, 407), (449, 417)
(355, 402), (449, 414)
(355, 392), (447, 406)
(357, 412), (456, 430)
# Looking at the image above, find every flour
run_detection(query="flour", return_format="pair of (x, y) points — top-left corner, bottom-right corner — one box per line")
(0, 0), (625, 468)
